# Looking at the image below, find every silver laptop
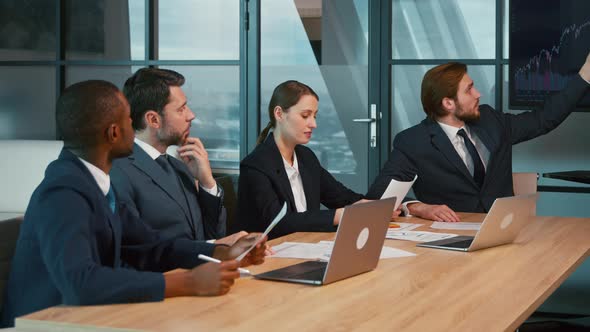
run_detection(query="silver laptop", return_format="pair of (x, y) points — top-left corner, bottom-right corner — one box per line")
(254, 197), (396, 285)
(416, 194), (537, 252)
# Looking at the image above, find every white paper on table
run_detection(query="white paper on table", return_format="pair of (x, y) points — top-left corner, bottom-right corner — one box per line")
(380, 175), (418, 211)
(270, 241), (415, 260)
(378, 246), (417, 259)
(270, 242), (332, 260)
(390, 222), (422, 232)
(237, 202), (287, 261)
(318, 241), (416, 259)
(273, 241), (416, 260)
(430, 221), (481, 231)
(386, 230), (458, 242)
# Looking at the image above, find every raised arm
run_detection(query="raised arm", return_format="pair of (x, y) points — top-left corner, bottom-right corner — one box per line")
(509, 51), (590, 144)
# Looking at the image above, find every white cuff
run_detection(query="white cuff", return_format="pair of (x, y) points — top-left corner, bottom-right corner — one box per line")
(401, 200), (421, 217)
(206, 239), (216, 244)
(200, 183), (220, 197)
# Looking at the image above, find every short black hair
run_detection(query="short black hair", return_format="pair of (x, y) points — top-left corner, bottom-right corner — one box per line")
(56, 80), (123, 148)
(123, 68), (185, 131)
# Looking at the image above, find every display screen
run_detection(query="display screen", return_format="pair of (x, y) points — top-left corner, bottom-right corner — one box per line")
(509, 0), (590, 109)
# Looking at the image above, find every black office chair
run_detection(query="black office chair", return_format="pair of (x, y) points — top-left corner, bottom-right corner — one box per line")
(518, 265), (590, 331)
(0, 216), (23, 316)
(215, 175), (238, 234)
(518, 317), (590, 332)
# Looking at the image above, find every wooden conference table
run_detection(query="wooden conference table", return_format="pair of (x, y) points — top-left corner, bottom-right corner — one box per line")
(15, 213), (590, 332)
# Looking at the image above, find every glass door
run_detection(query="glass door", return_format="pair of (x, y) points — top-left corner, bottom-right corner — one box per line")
(258, 0), (372, 193)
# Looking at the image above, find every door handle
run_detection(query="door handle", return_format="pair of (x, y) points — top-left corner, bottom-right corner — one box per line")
(352, 104), (377, 148)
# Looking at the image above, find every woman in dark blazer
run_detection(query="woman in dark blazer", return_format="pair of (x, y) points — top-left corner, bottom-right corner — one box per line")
(235, 80), (365, 239)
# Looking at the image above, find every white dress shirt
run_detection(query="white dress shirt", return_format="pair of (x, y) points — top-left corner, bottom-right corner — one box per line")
(134, 137), (219, 196)
(283, 152), (307, 213)
(78, 157), (110, 196)
(437, 122), (490, 176)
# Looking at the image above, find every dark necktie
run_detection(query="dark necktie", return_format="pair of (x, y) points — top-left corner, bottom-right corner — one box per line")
(156, 154), (174, 175)
(106, 186), (116, 213)
(155, 154), (192, 222)
(457, 129), (485, 187)
(155, 154), (182, 191)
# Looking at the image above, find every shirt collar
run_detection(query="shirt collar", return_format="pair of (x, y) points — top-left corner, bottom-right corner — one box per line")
(78, 157), (110, 196)
(135, 137), (164, 160)
(437, 121), (470, 141)
(282, 151), (299, 172)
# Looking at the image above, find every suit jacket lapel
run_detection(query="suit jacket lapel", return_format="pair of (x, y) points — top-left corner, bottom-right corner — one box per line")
(264, 136), (297, 211)
(129, 144), (193, 223)
(426, 120), (479, 188)
(168, 157), (198, 234)
(469, 123), (496, 155)
(61, 149), (122, 266)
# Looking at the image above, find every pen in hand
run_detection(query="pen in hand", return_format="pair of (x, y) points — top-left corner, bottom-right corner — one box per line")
(198, 254), (252, 277)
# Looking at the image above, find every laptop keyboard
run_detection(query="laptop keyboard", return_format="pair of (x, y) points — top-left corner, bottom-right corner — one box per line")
(291, 265), (327, 280)
(269, 260), (327, 281)
(444, 238), (474, 249)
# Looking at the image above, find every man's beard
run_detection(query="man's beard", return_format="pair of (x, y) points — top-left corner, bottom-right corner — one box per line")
(157, 128), (185, 147)
(456, 106), (480, 123)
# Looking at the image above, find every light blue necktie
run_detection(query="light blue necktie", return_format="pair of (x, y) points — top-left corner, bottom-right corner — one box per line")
(106, 186), (116, 213)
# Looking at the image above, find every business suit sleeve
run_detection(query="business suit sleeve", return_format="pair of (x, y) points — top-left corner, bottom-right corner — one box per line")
(238, 164), (338, 239)
(196, 186), (226, 239)
(366, 136), (418, 199)
(118, 202), (216, 272)
(507, 74), (589, 144)
(36, 186), (165, 305)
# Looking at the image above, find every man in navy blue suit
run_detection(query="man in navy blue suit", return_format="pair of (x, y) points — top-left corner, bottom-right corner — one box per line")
(111, 68), (244, 244)
(1, 80), (266, 327)
(367, 52), (590, 222)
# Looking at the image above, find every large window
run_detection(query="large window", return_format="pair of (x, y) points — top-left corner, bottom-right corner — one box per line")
(392, 0), (495, 59)
(390, 0), (499, 135)
(260, 0), (371, 192)
(0, 0), (240, 169)
(0, 67), (56, 139)
(0, 0), (56, 61)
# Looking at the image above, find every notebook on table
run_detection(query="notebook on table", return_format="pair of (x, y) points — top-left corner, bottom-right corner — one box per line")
(416, 194), (537, 252)
(254, 197), (396, 285)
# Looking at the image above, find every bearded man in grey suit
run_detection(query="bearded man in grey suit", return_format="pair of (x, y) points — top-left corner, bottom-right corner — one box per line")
(112, 68), (243, 244)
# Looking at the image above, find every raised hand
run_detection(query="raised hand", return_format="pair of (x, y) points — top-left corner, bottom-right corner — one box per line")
(213, 233), (267, 267)
(579, 50), (590, 82)
(215, 231), (249, 246)
(177, 137), (216, 189)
